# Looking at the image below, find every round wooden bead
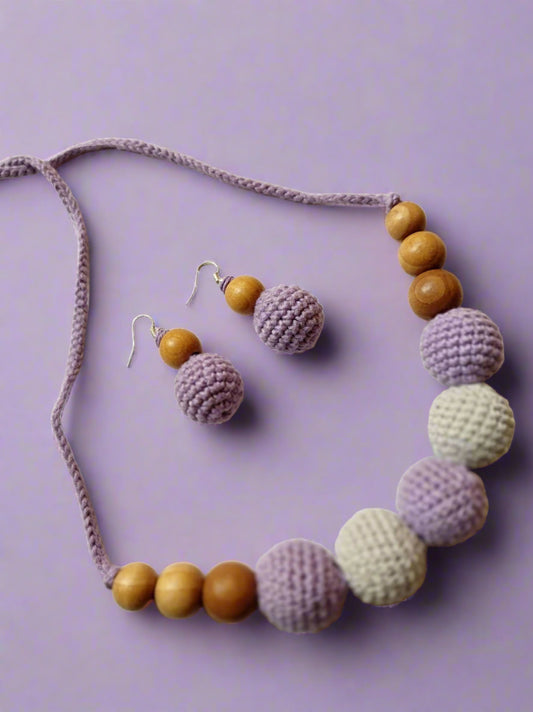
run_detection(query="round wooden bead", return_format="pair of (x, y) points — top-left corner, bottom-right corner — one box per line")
(154, 562), (204, 619)
(408, 269), (463, 320)
(224, 275), (265, 315)
(202, 561), (257, 623)
(385, 201), (426, 241)
(398, 231), (446, 276)
(112, 562), (158, 611)
(159, 328), (202, 369)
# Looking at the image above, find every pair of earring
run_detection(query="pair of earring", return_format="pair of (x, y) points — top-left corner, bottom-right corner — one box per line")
(127, 261), (324, 424)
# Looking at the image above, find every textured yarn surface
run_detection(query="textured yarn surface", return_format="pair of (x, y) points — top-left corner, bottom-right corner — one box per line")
(253, 285), (325, 354)
(396, 457), (489, 546)
(256, 539), (348, 633)
(428, 383), (515, 468)
(175, 353), (244, 424)
(420, 307), (504, 386)
(335, 508), (427, 606)
(0, 138), (401, 210)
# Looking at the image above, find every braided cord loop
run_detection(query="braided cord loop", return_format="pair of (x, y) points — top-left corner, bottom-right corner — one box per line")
(0, 139), (401, 588)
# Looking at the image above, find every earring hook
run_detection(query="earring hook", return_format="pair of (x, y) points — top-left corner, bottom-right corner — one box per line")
(186, 260), (223, 305)
(127, 313), (158, 368)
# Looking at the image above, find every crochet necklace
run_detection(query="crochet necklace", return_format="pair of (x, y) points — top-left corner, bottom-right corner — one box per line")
(0, 139), (515, 634)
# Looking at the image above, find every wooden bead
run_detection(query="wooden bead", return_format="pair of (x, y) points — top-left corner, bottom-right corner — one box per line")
(398, 231), (447, 276)
(159, 328), (202, 369)
(224, 275), (265, 315)
(385, 201), (426, 241)
(112, 562), (158, 611)
(154, 562), (204, 619)
(408, 269), (463, 320)
(202, 561), (257, 623)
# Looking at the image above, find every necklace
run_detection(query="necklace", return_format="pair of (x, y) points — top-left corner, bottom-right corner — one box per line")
(0, 138), (515, 634)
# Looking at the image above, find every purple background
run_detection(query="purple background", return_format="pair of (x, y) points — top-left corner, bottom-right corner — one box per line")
(1, 2), (532, 710)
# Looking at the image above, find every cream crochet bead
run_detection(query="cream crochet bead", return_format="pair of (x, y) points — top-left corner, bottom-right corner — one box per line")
(334, 508), (427, 607)
(428, 383), (515, 468)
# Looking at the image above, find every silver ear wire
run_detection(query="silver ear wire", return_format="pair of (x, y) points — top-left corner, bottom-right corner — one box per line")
(185, 260), (223, 305)
(127, 314), (158, 368)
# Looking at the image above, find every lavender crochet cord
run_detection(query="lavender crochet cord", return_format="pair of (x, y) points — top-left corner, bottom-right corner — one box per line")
(0, 137), (401, 210)
(0, 138), (401, 589)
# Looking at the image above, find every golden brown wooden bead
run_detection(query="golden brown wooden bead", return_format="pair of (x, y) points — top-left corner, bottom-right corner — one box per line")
(112, 562), (158, 611)
(385, 201), (427, 241)
(408, 269), (463, 320)
(398, 231), (447, 276)
(224, 275), (265, 315)
(159, 328), (202, 369)
(202, 561), (257, 623)
(154, 562), (204, 619)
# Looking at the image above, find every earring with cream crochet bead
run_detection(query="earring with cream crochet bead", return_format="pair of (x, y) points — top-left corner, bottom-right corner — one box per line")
(0, 140), (515, 635)
(186, 260), (325, 355)
(127, 313), (244, 425)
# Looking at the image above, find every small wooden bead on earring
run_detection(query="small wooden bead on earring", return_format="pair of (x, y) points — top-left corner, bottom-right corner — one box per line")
(187, 261), (324, 355)
(127, 314), (244, 424)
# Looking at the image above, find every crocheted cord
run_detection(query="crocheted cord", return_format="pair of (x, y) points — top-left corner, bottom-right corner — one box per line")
(175, 353), (244, 424)
(0, 137), (401, 211)
(0, 139), (401, 588)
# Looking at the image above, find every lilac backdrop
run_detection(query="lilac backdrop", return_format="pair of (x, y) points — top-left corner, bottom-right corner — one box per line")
(1, 2), (532, 711)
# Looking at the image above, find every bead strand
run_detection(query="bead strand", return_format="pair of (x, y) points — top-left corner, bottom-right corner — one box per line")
(112, 560), (258, 623)
(111, 200), (514, 632)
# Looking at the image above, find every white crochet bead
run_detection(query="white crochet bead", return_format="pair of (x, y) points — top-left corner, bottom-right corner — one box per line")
(334, 508), (427, 607)
(428, 383), (515, 468)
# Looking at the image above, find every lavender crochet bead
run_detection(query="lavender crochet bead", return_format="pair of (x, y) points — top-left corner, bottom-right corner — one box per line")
(174, 353), (244, 424)
(420, 307), (504, 386)
(396, 457), (489, 547)
(256, 539), (348, 633)
(253, 285), (324, 354)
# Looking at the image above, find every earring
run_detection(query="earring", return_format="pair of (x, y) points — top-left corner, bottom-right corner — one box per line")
(187, 261), (324, 355)
(127, 314), (244, 424)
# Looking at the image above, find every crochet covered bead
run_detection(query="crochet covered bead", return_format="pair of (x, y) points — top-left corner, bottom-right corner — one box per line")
(428, 383), (515, 468)
(253, 285), (324, 354)
(335, 508), (427, 607)
(420, 307), (504, 386)
(174, 353), (244, 424)
(255, 539), (348, 633)
(396, 457), (489, 546)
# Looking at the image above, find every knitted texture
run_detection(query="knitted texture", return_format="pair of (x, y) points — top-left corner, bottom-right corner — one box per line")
(396, 457), (489, 546)
(428, 383), (515, 468)
(175, 353), (244, 424)
(0, 138), (401, 211)
(420, 307), (504, 386)
(335, 508), (427, 606)
(253, 285), (324, 354)
(256, 539), (348, 633)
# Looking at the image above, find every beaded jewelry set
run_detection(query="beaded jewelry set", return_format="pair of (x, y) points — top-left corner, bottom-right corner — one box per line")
(0, 138), (515, 634)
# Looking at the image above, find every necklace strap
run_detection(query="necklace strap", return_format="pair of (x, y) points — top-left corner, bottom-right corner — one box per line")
(0, 137), (400, 210)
